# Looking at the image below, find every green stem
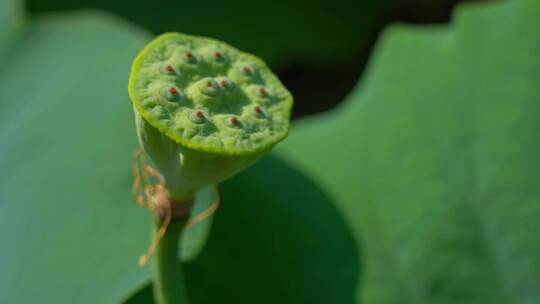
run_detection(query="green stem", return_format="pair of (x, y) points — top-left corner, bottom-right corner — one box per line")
(152, 219), (189, 304)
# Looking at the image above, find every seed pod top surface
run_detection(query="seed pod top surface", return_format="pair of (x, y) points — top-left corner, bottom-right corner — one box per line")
(128, 33), (293, 155)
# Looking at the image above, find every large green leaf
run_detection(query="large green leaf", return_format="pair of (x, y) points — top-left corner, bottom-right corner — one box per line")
(0, 11), (153, 303)
(0, 0), (24, 56)
(184, 155), (359, 303)
(278, 0), (540, 303)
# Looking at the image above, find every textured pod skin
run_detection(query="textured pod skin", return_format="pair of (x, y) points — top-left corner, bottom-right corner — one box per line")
(135, 112), (263, 198)
(129, 33), (292, 199)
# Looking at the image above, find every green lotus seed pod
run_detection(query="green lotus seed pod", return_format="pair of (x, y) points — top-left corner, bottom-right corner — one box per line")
(128, 33), (293, 199)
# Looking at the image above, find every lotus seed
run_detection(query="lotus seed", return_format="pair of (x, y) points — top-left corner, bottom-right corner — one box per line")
(160, 86), (181, 101)
(183, 51), (198, 64)
(258, 87), (268, 97)
(214, 51), (223, 59)
(252, 105), (267, 118)
(242, 66), (252, 75)
(217, 78), (237, 93)
(188, 110), (207, 124)
(227, 116), (240, 127)
(161, 64), (176, 75)
(197, 78), (220, 97)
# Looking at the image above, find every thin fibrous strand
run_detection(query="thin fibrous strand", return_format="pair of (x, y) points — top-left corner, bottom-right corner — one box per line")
(185, 186), (220, 228)
(131, 148), (221, 267)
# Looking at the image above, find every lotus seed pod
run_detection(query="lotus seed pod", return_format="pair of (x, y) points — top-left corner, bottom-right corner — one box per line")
(128, 33), (293, 199)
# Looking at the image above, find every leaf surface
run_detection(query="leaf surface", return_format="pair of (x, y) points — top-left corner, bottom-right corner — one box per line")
(0, 11), (152, 303)
(278, 0), (540, 303)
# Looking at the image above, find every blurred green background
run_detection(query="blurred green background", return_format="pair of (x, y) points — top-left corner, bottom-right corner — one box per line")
(26, 0), (471, 117)
(1, 0), (539, 303)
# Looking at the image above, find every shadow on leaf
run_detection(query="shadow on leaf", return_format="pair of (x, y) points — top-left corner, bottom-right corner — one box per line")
(125, 154), (360, 304)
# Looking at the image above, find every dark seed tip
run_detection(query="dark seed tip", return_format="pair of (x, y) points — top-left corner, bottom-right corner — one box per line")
(242, 66), (252, 74)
